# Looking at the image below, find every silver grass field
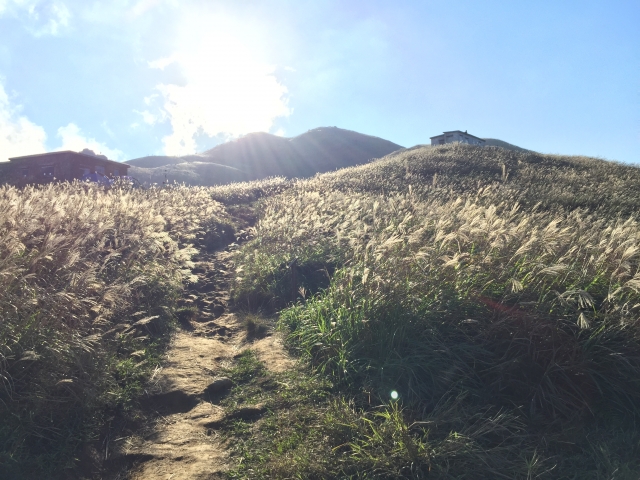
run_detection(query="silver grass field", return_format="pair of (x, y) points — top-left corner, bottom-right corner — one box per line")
(231, 145), (640, 479)
(3, 143), (640, 478)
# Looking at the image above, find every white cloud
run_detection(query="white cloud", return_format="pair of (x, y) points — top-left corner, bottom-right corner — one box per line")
(1, 0), (71, 36)
(0, 80), (124, 162)
(133, 109), (159, 125)
(56, 122), (124, 161)
(147, 55), (177, 70)
(0, 83), (47, 161)
(81, 0), (178, 26)
(129, 0), (162, 18)
(143, 93), (159, 106)
(29, 0), (70, 36)
(146, 19), (291, 156)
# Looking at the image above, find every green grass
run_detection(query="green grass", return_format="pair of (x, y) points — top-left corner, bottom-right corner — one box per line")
(228, 144), (640, 478)
(223, 349), (268, 385)
(222, 351), (582, 478)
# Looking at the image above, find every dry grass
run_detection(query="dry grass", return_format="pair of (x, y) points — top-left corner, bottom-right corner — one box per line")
(4, 143), (640, 478)
(0, 181), (230, 477)
(230, 144), (640, 478)
(208, 176), (290, 204)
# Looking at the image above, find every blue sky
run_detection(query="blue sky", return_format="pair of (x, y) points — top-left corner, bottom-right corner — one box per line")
(0, 0), (638, 163)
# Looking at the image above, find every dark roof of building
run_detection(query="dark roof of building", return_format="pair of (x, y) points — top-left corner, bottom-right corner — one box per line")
(430, 130), (485, 141)
(8, 151), (128, 168)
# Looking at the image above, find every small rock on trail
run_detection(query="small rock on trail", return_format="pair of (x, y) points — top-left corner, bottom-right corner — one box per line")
(140, 389), (200, 414)
(204, 377), (233, 396)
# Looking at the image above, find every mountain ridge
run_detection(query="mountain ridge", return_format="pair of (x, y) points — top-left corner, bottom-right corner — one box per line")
(125, 127), (531, 186)
(126, 127), (403, 182)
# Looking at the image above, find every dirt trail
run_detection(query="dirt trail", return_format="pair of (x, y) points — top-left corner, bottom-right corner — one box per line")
(104, 243), (292, 480)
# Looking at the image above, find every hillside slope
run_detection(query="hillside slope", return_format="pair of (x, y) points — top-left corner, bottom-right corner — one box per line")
(125, 154), (205, 169)
(128, 161), (246, 186)
(126, 127), (402, 184)
(223, 144), (640, 477)
(302, 143), (640, 216)
(482, 137), (531, 152)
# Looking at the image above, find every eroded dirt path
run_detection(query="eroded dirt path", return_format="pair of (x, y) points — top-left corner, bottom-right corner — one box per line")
(104, 243), (292, 480)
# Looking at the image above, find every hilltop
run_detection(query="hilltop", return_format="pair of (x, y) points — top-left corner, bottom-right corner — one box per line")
(482, 137), (532, 152)
(126, 127), (402, 185)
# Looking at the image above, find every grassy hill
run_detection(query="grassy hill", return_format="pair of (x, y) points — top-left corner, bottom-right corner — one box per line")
(125, 129), (534, 187)
(482, 137), (532, 152)
(126, 127), (403, 185)
(3, 143), (640, 478)
(128, 161), (246, 186)
(227, 144), (640, 478)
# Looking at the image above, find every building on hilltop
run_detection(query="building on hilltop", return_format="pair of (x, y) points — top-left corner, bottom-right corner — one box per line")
(0, 150), (129, 186)
(430, 130), (486, 146)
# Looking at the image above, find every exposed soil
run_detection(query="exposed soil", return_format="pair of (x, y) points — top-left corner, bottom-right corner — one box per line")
(98, 239), (292, 479)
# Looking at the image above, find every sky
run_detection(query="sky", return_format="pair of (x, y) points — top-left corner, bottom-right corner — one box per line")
(0, 0), (638, 163)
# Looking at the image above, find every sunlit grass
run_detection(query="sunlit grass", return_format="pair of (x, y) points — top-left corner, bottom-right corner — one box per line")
(0, 181), (231, 477)
(4, 142), (640, 477)
(230, 144), (640, 478)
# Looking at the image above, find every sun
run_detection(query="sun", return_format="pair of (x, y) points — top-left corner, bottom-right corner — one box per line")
(148, 13), (290, 156)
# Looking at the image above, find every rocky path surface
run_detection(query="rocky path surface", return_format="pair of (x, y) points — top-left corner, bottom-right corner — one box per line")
(103, 241), (292, 480)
